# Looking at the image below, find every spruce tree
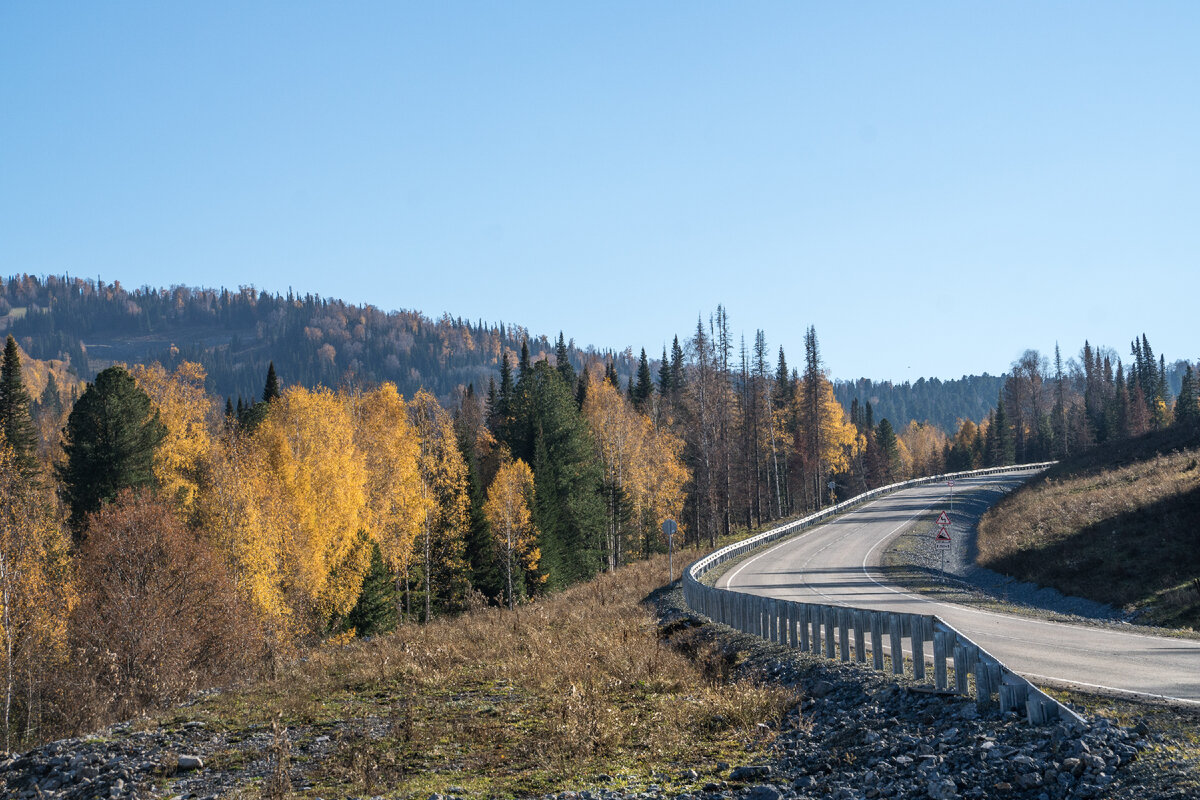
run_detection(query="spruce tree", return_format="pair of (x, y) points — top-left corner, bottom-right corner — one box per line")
(669, 336), (685, 395)
(262, 361), (281, 403)
(39, 372), (63, 420)
(657, 346), (672, 397)
(342, 541), (398, 637)
(0, 336), (38, 476)
(554, 332), (576, 388)
(58, 365), (167, 537)
(633, 348), (654, 411)
(1175, 365), (1199, 428)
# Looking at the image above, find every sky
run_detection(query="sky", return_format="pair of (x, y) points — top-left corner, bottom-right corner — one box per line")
(2, 3), (1198, 381)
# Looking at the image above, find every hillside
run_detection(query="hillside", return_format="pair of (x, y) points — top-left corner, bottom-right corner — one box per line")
(977, 425), (1200, 629)
(0, 275), (640, 407)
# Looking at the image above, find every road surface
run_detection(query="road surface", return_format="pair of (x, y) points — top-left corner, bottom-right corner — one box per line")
(717, 470), (1200, 704)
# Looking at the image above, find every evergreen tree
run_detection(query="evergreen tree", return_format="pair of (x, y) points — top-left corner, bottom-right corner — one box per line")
(575, 365), (590, 409)
(39, 372), (63, 420)
(262, 361), (281, 403)
(669, 336), (685, 395)
(875, 418), (900, 481)
(341, 540), (398, 637)
(0, 336), (38, 476)
(554, 332), (576, 388)
(993, 394), (1015, 465)
(519, 362), (604, 588)
(657, 346), (672, 397)
(58, 365), (167, 537)
(457, 428), (504, 603)
(633, 348), (654, 411)
(1175, 365), (1199, 427)
(518, 338), (531, 380)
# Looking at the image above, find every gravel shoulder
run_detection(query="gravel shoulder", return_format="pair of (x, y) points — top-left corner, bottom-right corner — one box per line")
(879, 483), (1200, 643)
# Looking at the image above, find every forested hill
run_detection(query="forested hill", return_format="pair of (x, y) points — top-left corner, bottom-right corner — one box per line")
(0, 275), (640, 406)
(833, 375), (1007, 432)
(3, 274), (1015, 430)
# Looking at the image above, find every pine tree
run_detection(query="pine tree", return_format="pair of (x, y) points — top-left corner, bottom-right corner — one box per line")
(58, 365), (167, 537)
(554, 332), (576, 388)
(519, 339), (531, 380)
(341, 540), (398, 637)
(993, 394), (1015, 465)
(1175, 365), (1199, 427)
(657, 346), (672, 397)
(0, 336), (38, 477)
(633, 348), (654, 411)
(669, 336), (685, 396)
(262, 361), (281, 403)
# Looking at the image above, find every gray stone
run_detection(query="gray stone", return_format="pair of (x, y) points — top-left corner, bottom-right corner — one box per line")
(927, 777), (958, 800)
(730, 766), (772, 781)
(745, 785), (782, 800)
(176, 754), (204, 771)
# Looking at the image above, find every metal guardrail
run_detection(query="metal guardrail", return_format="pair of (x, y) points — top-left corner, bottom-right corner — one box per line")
(683, 463), (1085, 727)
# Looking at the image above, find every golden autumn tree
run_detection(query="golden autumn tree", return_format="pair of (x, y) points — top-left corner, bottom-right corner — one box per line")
(409, 390), (470, 622)
(483, 452), (538, 609)
(899, 421), (949, 479)
(0, 444), (72, 749)
(201, 427), (293, 641)
(350, 383), (431, 616)
(792, 373), (864, 506)
(131, 361), (216, 521)
(253, 386), (371, 632)
(584, 376), (689, 566)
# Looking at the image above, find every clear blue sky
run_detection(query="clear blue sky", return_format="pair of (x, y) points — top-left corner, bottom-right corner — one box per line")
(3, 3), (1197, 381)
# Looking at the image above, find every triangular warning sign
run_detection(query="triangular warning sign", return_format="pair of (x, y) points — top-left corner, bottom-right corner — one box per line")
(935, 526), (951, 541)
(937, 512), (951, 526)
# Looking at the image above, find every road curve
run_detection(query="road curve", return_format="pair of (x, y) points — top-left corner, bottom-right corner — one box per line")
(717, 470), (1200, 704)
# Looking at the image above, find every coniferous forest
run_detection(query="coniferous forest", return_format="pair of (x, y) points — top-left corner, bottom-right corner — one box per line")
(0, 272), (1195, 750)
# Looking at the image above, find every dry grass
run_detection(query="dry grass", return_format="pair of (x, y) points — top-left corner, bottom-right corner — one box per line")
(183, 554), (800, 798)
(978, 437), (1200, 628)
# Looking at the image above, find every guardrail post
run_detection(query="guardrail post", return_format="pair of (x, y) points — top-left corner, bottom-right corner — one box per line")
(823, 607), (837, 659)
(871, 611), (885, 671)
(798, 604), (810, 651)
(954, 644), (974, 695)
(933, 630), (950, 690)
(853, 610), (866, 663)
(889, 614), (904, 675)
(788, 601), (798, 648)
(999, 680), (1028, 713)
(838, 608), (851, 662)
(910, 615), (927, 682)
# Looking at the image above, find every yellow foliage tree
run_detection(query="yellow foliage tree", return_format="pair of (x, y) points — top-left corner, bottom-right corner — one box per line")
(483, 452), (538, 609)
(131, 361), (216, 521)
(351, 384), (431, 609)
(584, 377), (689, 567)
(0, 444), (72, 749)
(409, 390), (470, 622)
(255, 386), (371, 630)
(899, 421), (949, 479)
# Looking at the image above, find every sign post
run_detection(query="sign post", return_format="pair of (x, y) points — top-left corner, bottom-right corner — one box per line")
(934, 511), (952, 580)
(662, 518), (678, 582)
(947, 479), (955, 513)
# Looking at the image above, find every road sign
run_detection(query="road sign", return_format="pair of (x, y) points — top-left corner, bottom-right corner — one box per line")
(936, 511), (951, 526)
(662, 519), (677, 539)
(934, 524), (952, 550)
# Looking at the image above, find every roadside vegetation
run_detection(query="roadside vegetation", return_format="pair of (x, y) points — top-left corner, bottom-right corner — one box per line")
(168, 553), (800, 798)
(977, 426), (1200, 629)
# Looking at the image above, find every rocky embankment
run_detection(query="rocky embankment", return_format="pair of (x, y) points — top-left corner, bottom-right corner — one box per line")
(1, 584), (1189, 800)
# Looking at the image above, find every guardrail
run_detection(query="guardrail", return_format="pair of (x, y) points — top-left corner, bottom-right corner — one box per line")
(683, 463), (1085, 727)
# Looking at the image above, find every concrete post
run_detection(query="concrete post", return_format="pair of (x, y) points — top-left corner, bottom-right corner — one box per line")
(798, 604), (810, 651)
(871, 612), (885, 671)
(853, 610), (867, 663)
(910, 616), (926, 682)
(889, 614), (904, 675)
(838, 608), (851, 662)
(933, 630), (950, 690)
(824, 607), (837, 659)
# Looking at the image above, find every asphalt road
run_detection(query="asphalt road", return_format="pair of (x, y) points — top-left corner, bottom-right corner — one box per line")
(717, 470), (1200, 704)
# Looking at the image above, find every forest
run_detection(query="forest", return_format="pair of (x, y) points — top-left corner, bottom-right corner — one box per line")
(0, 272), (1196, 753)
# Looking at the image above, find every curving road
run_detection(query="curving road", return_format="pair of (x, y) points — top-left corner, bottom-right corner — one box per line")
(717, 470), (1200, 704)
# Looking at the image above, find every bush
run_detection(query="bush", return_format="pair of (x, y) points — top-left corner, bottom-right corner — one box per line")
(65, 490), (266, 728)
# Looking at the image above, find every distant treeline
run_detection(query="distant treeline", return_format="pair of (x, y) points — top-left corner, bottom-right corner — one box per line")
(0, 274), (640, 407)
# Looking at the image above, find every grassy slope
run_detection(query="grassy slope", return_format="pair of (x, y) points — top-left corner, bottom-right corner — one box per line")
(166, 554), (797, 799)
(977, 426), (1200, 629)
